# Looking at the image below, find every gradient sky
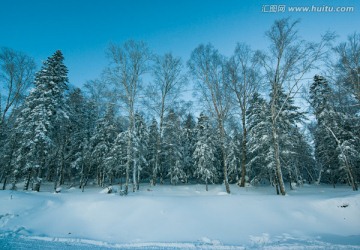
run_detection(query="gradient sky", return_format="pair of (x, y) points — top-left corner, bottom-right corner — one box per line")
(1, 0), (359, 87)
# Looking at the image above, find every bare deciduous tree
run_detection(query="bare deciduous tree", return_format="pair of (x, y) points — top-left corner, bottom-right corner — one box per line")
(83, 78), (112, 119)
(106, 40), (151, 194)
(0, 47), (36, 125)
(188, 44), (231, 194)
(226, 43), (261, 187)
(334, 33), (360, 103)
(145, 53), (186, 185)
(0, 48), (35, 187)
(258, 18), (333, 195)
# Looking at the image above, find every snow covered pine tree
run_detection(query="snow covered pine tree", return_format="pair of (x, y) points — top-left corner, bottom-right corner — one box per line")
(193, 113), (217, 191)
(14, 50), (69, 192)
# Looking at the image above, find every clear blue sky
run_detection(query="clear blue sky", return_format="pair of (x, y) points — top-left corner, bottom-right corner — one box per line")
(1, 0), (359, 87)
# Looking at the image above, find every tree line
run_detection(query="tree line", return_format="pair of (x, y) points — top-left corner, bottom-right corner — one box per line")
(0, 18), (359, 194)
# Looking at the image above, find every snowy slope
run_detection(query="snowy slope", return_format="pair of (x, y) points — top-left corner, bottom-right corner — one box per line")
(0, 184), (359, 249)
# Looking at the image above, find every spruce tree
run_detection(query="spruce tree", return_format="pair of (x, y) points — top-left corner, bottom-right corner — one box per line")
(162, 109), (185, 185)
(269, 83), (305, 193)
(310, 75), (358, 190)
(246, 93), (274, 186)
(288, 127), (317, 185)
(193, 112), (217, 191)
(132, 113), (148, 191)
(181, 113), (196, 182)
(147, 118), (160, 185)
(106, 131), (128, 192)
(14, 50), (69, 191)
(227, 133), (242, 184)
(66, 88), (94, 189)
(89, 104), (117, 187)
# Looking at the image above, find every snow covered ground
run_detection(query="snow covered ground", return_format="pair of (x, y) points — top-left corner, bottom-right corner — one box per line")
(0, 183), (359, 249)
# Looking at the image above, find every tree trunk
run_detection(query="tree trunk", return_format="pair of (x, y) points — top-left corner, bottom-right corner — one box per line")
(125, 131), (131, 195)
(289, 169), (294, 190)
(137, 166), (140, 191)
(152, 164), (157, 186)
(11, 171), (17, 190)
(273, 170), (280, 195)
(79, 161), (88, 192)
(79, 163), (85, 189)
(57, 153), (65, 189)
(109, 174), (113, 186)
(152, 130), (162, 186)
(133, 159), (137, 192)
(220, 125), (231, 194)
(101, 170), (105, 187)
(271, 123), (286, 195)
(240, 122), (247, 187)
(346, 167), (358, 191)
(34, 154), (45, 192)
(33, 181), (41, 192)
(81, 178), (86, 192)
(59, 150), (65, 186)
(316, 167), (323, 185)
(2, 176), (7, 190)
(24, 168), (32, 191)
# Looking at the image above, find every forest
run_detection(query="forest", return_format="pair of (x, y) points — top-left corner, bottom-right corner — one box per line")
(0, 18), (359, 195)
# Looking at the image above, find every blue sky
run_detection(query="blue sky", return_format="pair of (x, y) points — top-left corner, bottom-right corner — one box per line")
(1, 0), (359, 87)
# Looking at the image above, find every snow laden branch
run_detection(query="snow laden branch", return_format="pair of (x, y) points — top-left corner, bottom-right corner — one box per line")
(324, 125), (358, 191)
(258, 18), (334, 195)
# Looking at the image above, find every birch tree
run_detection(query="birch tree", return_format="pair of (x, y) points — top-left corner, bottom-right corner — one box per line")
(0, 47), (36, 125)
(258, 18), (333, 195)
(188, 44), (231, 194)
(106, 40), (150, 194)
(145, 53), (186, 185)
(226, 43), (261, 187)
(334, 33), (360, 103)
(0, 48), (36, 183)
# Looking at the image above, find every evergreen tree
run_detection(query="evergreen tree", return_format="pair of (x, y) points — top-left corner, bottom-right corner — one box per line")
(310, 75), (358, 190)
(288, 127), (317, 185)
(66, 89), (85, 168)
(226, 132), (242, 184)
(193, 113), (217, 191)
(162, 109), (185, 185)
(106, 131), (128, 192)
(181, 113), (196, 182)
(14, 50), (69, 191)
(132, 113), (148, 191)
(246, 93), (274, 186)
(310, 75), (344, 186)
(147, 118), (160, 185)
(89, 104), (117, 187)
(269, 83), (306, 192)
(65, 89), (94, 189)
(0, 113), (18, 190)
(78, 99), (98, 191)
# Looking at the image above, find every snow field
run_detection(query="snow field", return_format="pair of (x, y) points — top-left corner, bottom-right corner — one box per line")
(0, 183), (359, 249)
